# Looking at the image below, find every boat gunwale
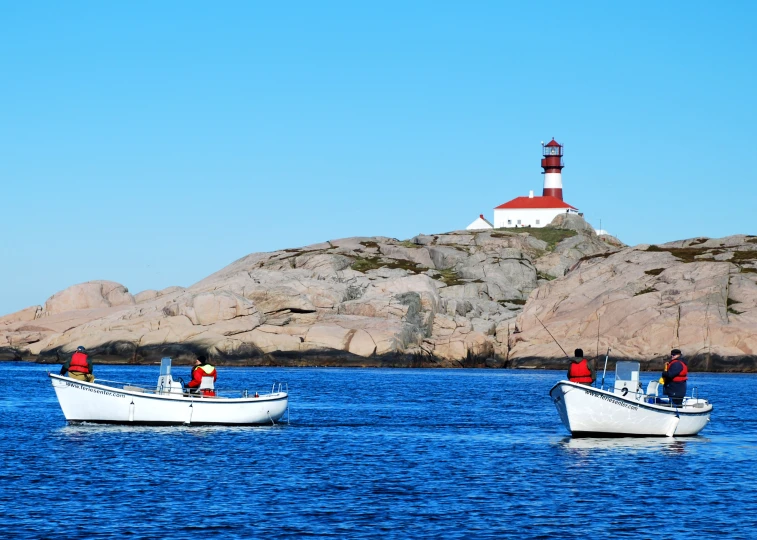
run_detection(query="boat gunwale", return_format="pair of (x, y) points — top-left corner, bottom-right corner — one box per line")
(48, 372), (288, 405)
(549, 380), (713, 417)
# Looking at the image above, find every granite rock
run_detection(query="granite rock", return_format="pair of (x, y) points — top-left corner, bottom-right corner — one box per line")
(5, 219), (755, 370)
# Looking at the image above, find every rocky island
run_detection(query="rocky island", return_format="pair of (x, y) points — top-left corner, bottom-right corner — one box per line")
(2, 215), (755, 371)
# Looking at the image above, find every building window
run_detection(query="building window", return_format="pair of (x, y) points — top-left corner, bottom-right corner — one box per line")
(536, 219), (540, 225)
(517, 220), (521, 225)
(507, 220), (511, 225)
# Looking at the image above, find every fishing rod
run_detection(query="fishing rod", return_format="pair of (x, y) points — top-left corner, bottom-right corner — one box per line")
(596, 314), (600, 361)
(534, 314), (570, 359)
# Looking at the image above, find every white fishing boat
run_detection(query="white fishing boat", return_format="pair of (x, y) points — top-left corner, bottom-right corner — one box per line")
(550, 359), (712, 437)
(49, 357), (289, 426)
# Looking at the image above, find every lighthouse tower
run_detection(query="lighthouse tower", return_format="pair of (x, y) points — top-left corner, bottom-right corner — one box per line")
(541, 138), (564, 200)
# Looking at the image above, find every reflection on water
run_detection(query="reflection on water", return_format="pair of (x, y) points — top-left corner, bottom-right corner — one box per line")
(559, 436), (710, 454)
(56, 423), (286, 436)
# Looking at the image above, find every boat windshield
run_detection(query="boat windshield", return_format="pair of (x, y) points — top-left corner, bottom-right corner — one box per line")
(160, 357), (172, 377)
(615, 361), (640, 383)
(615, 360), (639, 388)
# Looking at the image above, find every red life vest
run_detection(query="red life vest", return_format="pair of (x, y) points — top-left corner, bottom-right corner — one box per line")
(670, 358), (688, 382)
(569, 359), (593, 383)
(69, 351), (90, 374)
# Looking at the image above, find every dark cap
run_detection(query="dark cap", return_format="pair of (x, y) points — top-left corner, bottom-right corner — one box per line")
(197, 355), (207, 364)
(76, 346), (86, 352)
(671, 349), (681, 356)
(574, 348), (584, 357)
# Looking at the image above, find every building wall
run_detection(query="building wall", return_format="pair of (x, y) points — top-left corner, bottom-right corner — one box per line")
(493, 208), (578, 228)
(466, 217), (494, 230)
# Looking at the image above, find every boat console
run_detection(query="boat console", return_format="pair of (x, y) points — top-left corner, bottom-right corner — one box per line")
(156, 357), (184, 395)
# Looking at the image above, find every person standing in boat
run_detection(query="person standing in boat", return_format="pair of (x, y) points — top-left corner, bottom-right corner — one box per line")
(661, 349), (688, 406)
(188, 355), (217, 396)
(567, 348), (595, 385)
(60, 346), (95, 383)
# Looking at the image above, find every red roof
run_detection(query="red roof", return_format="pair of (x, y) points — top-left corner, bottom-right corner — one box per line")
(494, 196), (577, 210)
(545, 138), (561, 147)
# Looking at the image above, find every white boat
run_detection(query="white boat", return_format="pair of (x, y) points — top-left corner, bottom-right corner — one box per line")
(549, 360), (712, 437)
(49, 357), (289, 426)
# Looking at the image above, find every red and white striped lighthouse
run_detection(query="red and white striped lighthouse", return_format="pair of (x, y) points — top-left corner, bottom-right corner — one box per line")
(471, 136), (580, 229)
(541, 138), (564, 200)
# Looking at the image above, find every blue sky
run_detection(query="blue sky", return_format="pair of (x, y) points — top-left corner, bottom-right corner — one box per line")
(2, 1), (755, 315)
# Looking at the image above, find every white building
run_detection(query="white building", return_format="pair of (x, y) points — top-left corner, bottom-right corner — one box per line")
(493, 190), (578, 228)
(466, 214), (494, 230)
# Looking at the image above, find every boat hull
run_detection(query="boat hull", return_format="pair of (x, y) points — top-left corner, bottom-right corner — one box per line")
(549, 381), (711, 437)
(50, 374), (288, 425)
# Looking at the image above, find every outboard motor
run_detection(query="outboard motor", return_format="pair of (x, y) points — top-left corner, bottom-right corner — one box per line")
(156, 357), (183, 394)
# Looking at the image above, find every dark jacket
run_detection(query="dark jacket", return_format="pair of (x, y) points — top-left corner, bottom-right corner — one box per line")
(662, 357), (688, 399)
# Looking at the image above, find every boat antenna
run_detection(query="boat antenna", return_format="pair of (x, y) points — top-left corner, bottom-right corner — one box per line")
(534, 314), (570, 359)
(600, 347), (611, 390)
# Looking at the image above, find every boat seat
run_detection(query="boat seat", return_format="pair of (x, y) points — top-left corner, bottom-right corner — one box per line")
(198, 376), (216, 396)
(646, 380), (659, 396)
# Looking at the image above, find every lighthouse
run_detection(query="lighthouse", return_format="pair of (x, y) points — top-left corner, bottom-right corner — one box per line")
(541, 138), (564, 200)
(465, 137), (580, 230)
(484, 138), (579, 229)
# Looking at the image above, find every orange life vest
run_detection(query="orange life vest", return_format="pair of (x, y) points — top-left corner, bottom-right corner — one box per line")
(568, 358), (593, 383)
(670, 358), (688, 382)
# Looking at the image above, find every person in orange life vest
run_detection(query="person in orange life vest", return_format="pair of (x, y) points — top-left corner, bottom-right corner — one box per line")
(188, 355), (217, 396)
(661, 349), (688, 406)
(567, 348), (594, 385)
(60, 346), (95, 383)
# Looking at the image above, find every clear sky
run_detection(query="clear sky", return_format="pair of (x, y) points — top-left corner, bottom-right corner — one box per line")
(2, 1), (755, 315)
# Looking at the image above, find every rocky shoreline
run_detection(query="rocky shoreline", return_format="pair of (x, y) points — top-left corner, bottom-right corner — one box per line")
(4, 343), (754, 372)
(2, 215), (756, 371)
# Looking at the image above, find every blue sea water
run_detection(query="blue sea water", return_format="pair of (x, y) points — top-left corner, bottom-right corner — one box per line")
(1, 362), (755, 539)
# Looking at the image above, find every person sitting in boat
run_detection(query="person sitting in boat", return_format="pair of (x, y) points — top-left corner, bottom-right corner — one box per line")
(661, 349), (687, 406)
(60, 346), (95, 383)
(567, 348), (595, 385)
(188, 355), (217, 396)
